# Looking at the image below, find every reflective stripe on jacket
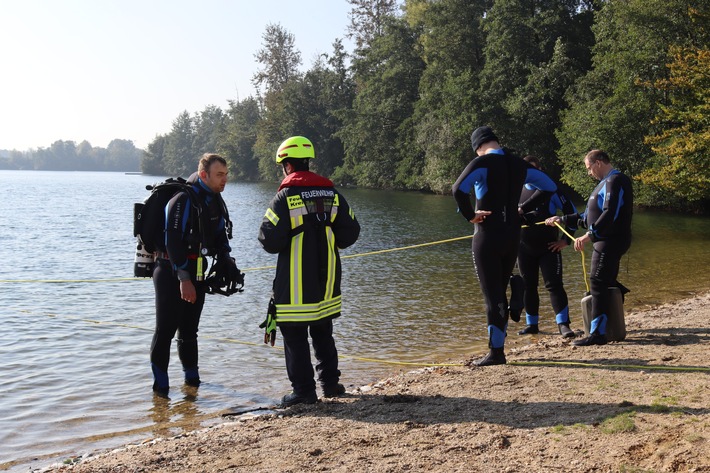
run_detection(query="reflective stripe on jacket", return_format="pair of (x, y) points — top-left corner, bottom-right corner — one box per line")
(258, 172), (360, 324)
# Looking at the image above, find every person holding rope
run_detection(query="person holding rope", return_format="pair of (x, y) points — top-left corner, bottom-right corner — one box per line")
(258, 136), (360, 406)
(452, 126), (557, 366)
(545, 149), (633, 346)
(517, 155), (579, 338)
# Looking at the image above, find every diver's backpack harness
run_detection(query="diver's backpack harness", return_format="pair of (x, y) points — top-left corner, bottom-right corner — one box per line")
(133, 176), (242, 294)
(134, 177), (202, 255)
(133, 178), (206, 274)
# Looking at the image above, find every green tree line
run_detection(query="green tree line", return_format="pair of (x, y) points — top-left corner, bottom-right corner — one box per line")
(145, 0), (709, 212)
(0, 139), (141, 172)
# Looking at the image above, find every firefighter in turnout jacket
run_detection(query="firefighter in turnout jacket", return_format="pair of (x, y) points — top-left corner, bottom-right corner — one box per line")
(258, 136), (360, 407)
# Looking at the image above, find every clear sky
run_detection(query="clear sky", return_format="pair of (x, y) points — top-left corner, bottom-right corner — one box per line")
(0, 0), (355, 151)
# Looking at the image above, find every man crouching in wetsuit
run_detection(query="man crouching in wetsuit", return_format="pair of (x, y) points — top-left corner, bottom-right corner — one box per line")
(452, 126), (557, 366)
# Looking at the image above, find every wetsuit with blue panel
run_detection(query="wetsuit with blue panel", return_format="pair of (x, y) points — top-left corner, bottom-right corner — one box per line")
(518, 183), (578, 335)
(562, 169), (633, 337)
(452, 147), (556, 361)
(150, 172), (231, 394)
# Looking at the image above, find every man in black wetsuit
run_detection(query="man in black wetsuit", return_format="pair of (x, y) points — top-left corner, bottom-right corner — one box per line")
(150, 154), (240, 397)
(452, 126), (557, 366)
(546, 149), (633, 346)
(517, 155), (578, 338)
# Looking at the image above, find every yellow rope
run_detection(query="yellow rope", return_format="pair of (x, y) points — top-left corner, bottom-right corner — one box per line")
(509, 360), (710, 373)
(6, 223), (705, 374)
(520, 221), (547, 228)
(553, 221), (590, 293)
(0, 225), (593, 287)
(340, 355), (462, 367)
(520, 220), (590, 293)
(0, 224), (590, 295)
(341, 235), (472, 259)
(0, 235), (474, 284)
(12, 309), (710, 372)
(16, 309), (275, 348)
(0, 277), (143, 284)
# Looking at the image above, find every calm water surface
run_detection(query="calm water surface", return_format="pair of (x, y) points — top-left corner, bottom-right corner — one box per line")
(1, 170), (708, 471)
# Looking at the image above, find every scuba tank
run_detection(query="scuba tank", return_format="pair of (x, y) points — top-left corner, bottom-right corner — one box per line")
(134, 236), (156, 277)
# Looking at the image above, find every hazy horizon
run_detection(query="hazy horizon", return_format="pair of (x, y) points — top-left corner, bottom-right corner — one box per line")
(1, 0), (358, 152)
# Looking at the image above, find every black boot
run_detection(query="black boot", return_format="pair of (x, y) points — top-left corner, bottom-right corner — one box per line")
(518, 324), (539, 335)
(152, 382), (169, 398)
(474, 348), (506, 366)
(558, 323), (575, 338)
(184, 377), (201, 387)
(280, 391), (318, 407)
(322, 383), (346, 398)
(572, 332), (607, 346)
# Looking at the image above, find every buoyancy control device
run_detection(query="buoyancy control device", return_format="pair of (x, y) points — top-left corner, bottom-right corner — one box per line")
(132, 177), (199, 277)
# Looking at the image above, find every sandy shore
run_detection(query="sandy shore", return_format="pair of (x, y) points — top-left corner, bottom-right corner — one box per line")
(41, 291), (710, 472)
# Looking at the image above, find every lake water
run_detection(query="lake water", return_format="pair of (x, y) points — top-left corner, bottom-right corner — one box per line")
(1, 170), (709, 471)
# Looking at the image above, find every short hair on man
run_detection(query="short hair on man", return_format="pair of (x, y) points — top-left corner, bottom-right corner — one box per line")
(198, 153), (227, 174)
(523, 155), (541, 169)
(281, 157), (310, 172)
(585, 149), (610, 164)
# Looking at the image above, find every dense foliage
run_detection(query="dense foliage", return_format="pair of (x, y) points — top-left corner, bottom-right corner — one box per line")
(556, 0), (709, 208)
(9, 0), (705, 211)
(637, 46), (710, 203)
(210, 0), (707, 211)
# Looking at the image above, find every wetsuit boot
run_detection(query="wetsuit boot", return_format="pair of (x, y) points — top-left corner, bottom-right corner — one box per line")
(572, 331), (607, 346)
(474, 347), (506, 366)
(151, 363), (169, 398)
(518, 324), (539, 335)
(558, 323), (575, 338)
(183, 366), (201, 387)
(519, 312), (539, 335)
(574, 314), (608, 346)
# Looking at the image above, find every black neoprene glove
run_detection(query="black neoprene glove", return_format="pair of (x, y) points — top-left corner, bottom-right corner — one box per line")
(226, 257), (245, 292)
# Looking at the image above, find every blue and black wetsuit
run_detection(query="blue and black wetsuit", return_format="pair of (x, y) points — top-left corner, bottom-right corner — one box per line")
(150, 173), (231, 389)
(518, 183), (578, 327)
(452, 148), (557, 349)
(563, 169), (633, 335)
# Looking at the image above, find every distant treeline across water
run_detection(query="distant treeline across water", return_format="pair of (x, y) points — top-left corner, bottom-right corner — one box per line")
(0, 138), (141, 172)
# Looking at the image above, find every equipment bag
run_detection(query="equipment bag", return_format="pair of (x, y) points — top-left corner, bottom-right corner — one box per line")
(581, 287), (626, 341)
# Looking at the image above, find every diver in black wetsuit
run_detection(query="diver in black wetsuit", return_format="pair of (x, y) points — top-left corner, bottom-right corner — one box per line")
(546, 149), (633, 347)
(150, 154), (239, 397)
(517, 156), (578, 338)
(452, 126), (557, 366)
